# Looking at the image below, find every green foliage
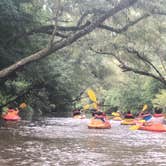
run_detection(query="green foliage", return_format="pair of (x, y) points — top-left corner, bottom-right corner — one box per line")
(152, 89), (166, 108)
(0, 92), (15, 105)
(104, 77), (162, 113)
(5, 80), (30, 94)
(0, 0), (166, 117)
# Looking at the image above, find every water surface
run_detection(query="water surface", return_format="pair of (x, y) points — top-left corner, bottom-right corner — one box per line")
(0, 118), (166, 166)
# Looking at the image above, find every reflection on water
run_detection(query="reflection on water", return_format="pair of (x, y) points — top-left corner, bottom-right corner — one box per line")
(0, 118), (166, 166)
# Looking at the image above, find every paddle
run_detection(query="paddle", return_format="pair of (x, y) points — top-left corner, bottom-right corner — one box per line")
(129, 120), (146, 130)
(86, 89), (97, 103)
(129, 125), (140, 130)
(83, 104), (90, 110)
(19, 102), (27, 109)
(141, 104), (148, 113)
(129, 104), (148, 131)
(82, 103), (98, 111)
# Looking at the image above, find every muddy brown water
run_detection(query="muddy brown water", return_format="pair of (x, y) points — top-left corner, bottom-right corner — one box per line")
(0, 118), (166, 166)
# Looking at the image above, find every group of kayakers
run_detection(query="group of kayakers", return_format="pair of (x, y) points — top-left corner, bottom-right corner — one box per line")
(72, 104), (166, 131)
(111, 107), (165, 124)
(73, 105), (165, 123)
(72, 106), (107, 122)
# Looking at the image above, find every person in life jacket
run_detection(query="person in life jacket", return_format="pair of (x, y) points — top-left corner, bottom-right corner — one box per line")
(124, 111), (134, 119)
(139, 109), (152, 121)
(148, 107), (165, 124)
(91, 109), (98, 117)
(94, 111), (106, 122)
(7, 106), (19, 115)
(72, 108), (81, 116)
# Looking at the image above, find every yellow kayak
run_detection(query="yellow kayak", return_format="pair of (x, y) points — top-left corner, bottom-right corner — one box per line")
(73, 115), (86, 119)
(121, 119), (136, 125)
(112, 116), (122, 121)
(88, 118), (111, 129)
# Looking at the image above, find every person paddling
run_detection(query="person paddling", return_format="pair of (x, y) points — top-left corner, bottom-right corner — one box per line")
(124, 111), (134, 119)
(139, 109), (152, 121)
(72, 108), (81, 116)
(94, 111), (106, 122)
(142, 107), (165, 127)
(149, 107), (165, 124)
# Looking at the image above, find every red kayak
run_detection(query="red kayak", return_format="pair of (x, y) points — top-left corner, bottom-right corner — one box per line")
(2, 109), (21, 121)
(139, 123), (166, 132)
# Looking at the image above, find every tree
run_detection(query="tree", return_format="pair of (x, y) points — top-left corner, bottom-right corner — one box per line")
(104, 76), (163, 113)
(152, 89), (166, 109)
(0, 0), (138, 79)
(0, 0), (166, 116)
(78, 0), (166, 86)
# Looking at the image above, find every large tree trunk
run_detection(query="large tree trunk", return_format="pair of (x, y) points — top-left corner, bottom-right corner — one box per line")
(0, 0), (137, 79)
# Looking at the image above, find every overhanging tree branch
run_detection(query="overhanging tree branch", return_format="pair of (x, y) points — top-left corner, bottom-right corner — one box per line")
(125, 47), (165, 79)
(0, 0), (138, 79)
(6, 21), (91, 46)
(98, 13), (149, 33)
(7, 8), (166, 46)
(119, 65), (166, 86)
(89, 47), (166, 86)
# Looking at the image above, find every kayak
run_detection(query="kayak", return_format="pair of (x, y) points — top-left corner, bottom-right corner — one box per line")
(139, 123), (166, 132)
(88, 118), (111, 129)
(73, 115), (86, 119)
(121, 119), (136, 125)
(2, 114), (21, 121)
(2, 109), (21, 121)
(112, 116), (122, 121)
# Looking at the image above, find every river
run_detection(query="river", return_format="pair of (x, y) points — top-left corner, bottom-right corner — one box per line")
(0, 118), (166, 166)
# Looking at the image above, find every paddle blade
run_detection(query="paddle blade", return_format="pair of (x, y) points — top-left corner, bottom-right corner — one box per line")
(129, 125), (140, 130)
(142, 104), (148, 112)
(86, 89), (97, 102)
(83, 103), (98, 110)
(19, 102), (27, 109)
(92, 103), (98, 109)
(112, 112), (116, 116)
(83, 104), (90, 110)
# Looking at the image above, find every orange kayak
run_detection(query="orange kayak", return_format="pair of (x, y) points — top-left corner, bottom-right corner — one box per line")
(3, 114), (21, 121)
(139, 123), (166, 132)
(88, 118), (111, 129)
(2, 110), (21, 121)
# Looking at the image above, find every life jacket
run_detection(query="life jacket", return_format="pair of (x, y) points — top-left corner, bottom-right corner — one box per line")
(153, 113), (164, 117)
(8, 109), (15, 112)
(95, 114), (104, 118)
(73, 110), (81, 116)
(142, 113), (152, 121)
(142, 113), (151, 117)
(7, 109), (19, 115)
(125, 113), (134, 119)
(149, 114), (165, 124)
(126, 113), (133, 117)
(95, 114), (106, 121)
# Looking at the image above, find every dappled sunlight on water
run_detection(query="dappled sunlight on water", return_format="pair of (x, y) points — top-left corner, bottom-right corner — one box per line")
(0, 118), (166, 166)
